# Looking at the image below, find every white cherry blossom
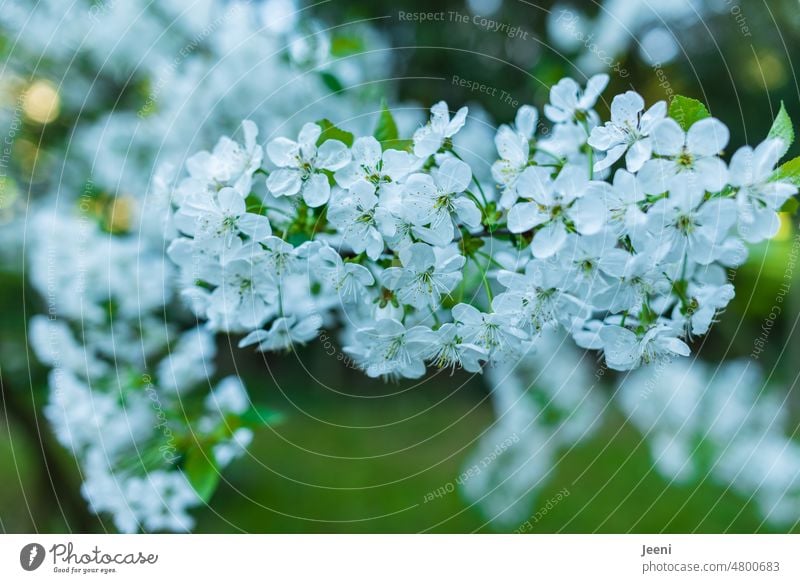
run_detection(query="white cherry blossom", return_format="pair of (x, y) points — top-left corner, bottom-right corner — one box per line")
(327, 180), (389, 260)
(312, 244), (375, 303)
(239, 313), (324, 351)
(413, 100), (469, 158)
(335, 136), (417, 191)
(206, 258), (279, 331)
(424, 323), (487, 373)
(589, 91), (666, 172)
(593, 246), (672, 313)
(507, 165), (607, 258)
(404, 158), (480, 245)
(727, 138), (798, 242)
(543, 74), (609, 124)
(345, 319), (433, 379)
(597, 322), (690, 371)
(600, 169), (649, 242)
(266, 122), (351, 207)
(381, 242), (465, 310)
(21, 0), (800, 534)
(674, 281), (735, 335)
(639, 117), (730, 194)
(176, 186), (271, 253)
(186, 120), (262, 193)
(491, 105), (538, 192)
(452, 303), (528, 364)
(645, 178), (738, 265)
(493, 262), (589, 333)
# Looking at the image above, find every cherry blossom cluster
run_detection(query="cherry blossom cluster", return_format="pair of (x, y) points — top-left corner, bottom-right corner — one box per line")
(17, 0), (389, 533)
(167, 74), (799, 377)
(28, 212), (262, 533)
(619, 358), (800, 525)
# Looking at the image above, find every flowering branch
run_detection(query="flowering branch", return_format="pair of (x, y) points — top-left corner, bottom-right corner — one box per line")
(167, 77), (798, 380)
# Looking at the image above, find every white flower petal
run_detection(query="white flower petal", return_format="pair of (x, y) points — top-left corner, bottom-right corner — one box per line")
(507, 202), (547, 233)
(531, 221), (567, 258)
(352, 136), (382, 167)
(650, 118), (685, 156)
(752, 138), (784, 179)
(266, 168), (302, 196)
(298, 123), (322, 157)
(436, 158), (472, 193)
(447, 106), (469, 135)
(266, 137), (299, 167)
(625, 138), (652, 172)
(453, 197), (481, 228)
(581, 74), (610, 107)
(637, 159), (675, 194)
(687, 118), (729, 157)
(640, 101), (667, 131)
(218, 187), (246, 215)
(238, 214), (272, 241)
(610, 91), (644, 124)
(588, 124), (622, 151)
(569, 195), (607, 235)
(495, 125), (528, 166)
(694, 156), (728, 193)
(594, 143), (627, 172)
(413, 127), (441, 158)
(302, 173), (331, 207)
(515, 105), (538, 139)
(739, 206), (781, 243)
(316, 139), (351, 170)
(598, 325), (639, 371)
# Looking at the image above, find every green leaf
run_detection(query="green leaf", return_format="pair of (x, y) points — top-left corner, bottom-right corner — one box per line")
(767, 101), (794, 158)
(772, 155), (800, 185)
(458, 231), (485, 257)
(245, 194), (266, 215)
(381, 138), (414, 152)
(240, 405), (284, 428)
(183, 447), (220, 503)
(373, 99), (399, 147)
(320, 71), (344, 93)
(780, 196), (799, 215)
(330, 35), (365, 58)
(668, 96), (710, 130)
(315, 119), (354, 147)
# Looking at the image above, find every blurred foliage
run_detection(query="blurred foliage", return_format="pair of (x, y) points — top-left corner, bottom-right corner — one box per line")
(314, 0), (800, 157)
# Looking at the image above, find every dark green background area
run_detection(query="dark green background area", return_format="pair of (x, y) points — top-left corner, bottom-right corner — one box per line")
(1, 343), (787, 533)
(340, 0), (800, 167)
(2, 0), (800, 533)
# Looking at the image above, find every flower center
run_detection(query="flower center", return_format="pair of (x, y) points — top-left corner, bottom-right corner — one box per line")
(221, 215), (238, 230)
(675, 214), (695, 233)
(677, 149), (694, 169)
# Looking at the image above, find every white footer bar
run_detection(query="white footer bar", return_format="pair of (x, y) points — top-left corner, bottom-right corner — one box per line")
(1, 534), (797, 581)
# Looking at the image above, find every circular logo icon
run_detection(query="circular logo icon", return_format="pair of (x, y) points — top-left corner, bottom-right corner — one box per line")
(19, 543), (46, 571)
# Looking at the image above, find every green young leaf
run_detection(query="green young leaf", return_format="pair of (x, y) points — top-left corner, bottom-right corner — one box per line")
(780, 196), (799, 215)
(330, 35), (365, 58)
(668, 96), (710, 131)
(767, 101), (794, 158)
(240, 405), (284, 428)
(772, 155), (800, 185)
(183, 447), (220, 503)
(315, 119), (354, 147)
(382, 138), (414, 152)
(245, 193), (266, 215)
(319, 71), (344, 94)
(373, 99), (399, 147)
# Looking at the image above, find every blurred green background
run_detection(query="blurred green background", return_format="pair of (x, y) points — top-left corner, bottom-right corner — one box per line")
(1, 0), (800, 533)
